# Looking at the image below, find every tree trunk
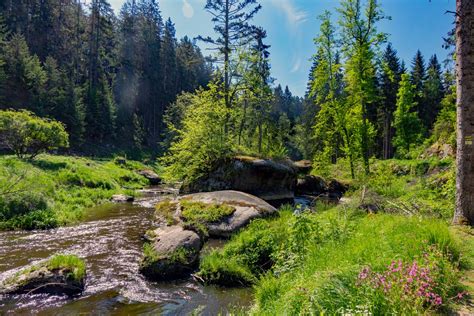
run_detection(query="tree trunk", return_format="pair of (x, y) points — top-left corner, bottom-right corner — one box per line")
(454, 0), (474, 225)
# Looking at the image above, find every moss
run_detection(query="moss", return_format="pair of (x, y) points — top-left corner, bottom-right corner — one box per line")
(179, 200), (235, 236)
(155, 200), (178, 225)
(180, 200), (235, 223)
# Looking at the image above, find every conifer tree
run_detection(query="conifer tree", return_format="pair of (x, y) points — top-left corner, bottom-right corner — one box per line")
(197, 0), (262, 111)
(423, 54), (445, 130)
(393, 73), (423, 156)
(161, 18), (178, 108)
(338, 0), (386, 175)
(379, 43), (401, 159)
(410, 50), (426, 125)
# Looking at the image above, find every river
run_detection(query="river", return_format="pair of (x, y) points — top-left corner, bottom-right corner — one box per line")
(0, 187), (253, 315)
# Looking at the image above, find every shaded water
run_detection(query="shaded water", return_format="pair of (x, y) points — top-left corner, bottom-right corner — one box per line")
(0, 187), (253, 315)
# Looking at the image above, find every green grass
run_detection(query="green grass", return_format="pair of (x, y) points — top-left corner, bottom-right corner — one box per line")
(3, 254), (86, 286)
(46, 254), (86, 282)
(155, 199), (178, 225)
(0, 154), (156, 230)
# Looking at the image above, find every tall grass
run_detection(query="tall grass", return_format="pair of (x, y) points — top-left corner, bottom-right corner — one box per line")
(0, 154), (154, 230)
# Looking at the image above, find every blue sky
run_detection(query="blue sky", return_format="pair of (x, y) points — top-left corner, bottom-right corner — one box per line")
(108, 0), (455, 97)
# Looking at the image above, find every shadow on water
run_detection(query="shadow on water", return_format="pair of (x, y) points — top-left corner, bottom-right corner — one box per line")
(0, 187), (253, 315)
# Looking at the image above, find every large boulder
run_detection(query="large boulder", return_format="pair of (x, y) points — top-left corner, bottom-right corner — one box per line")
(292, 160), (312, 175)
(180, 156), (297, 201)
(0, 254), (86, 296)
(138, 169), (162, 185)
(296, 175), (327, 196)
(139, 225), (202, 281)
(181, 190), (277, 238)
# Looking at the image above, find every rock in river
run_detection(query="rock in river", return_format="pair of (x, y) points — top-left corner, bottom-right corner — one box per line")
(180, 156), (297, 201)
(181, 190), (277, 238)
(0, 254), (86, 296)
(110, 194), (134, 203)
(139, 225), (202, 281)
(138, 169), (162, 185)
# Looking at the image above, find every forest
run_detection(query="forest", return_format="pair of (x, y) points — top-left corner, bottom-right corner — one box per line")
(0, 0), (472, 315)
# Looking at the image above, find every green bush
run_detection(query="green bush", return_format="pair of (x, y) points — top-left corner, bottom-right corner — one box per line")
(0, 110), (69, 159)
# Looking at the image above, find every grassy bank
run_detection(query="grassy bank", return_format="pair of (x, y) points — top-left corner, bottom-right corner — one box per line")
(0, 154), (157, 230)
(197, 157), (473, 314)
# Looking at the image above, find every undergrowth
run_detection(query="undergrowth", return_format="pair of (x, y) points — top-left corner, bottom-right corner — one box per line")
(0, 154), (156, 230)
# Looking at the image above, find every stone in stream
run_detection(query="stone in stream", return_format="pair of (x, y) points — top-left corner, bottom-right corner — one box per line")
(139, 225), (202, 281)
(180, 156), (297, 202)
(110, 194), (134, 203)
(141, 191), (277, 281)
(138, 169), (162, 185)
(0, 254), (86, 296)
(154, 190), (277, 238)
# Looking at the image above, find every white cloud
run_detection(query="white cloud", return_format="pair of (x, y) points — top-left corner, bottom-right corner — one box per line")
(182, 0), (194, 18)
(271, 0), (308, 26)
(291, 57), (302, 73)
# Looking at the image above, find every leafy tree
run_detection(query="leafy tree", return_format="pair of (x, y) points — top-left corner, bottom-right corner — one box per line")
(431, 85), (456, 147)
(311, 11), (349, 175)
(393, 73), (423, 157)
(0, 110), (69, 159)
(338, 0), (386, 175)
(162, 83), (232, 181)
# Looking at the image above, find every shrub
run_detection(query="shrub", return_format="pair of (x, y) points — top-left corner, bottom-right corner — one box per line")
(0, 110), (69, 159)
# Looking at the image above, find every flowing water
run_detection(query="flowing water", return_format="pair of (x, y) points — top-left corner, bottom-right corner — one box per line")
(0, 187), (253, 315)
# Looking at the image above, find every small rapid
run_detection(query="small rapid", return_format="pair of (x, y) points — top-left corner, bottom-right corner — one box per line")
(0, 187), (252, 315)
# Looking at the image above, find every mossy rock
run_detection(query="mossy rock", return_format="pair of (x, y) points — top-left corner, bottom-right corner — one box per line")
(0, 254), (86, 296)
(139, 225), (202, 281)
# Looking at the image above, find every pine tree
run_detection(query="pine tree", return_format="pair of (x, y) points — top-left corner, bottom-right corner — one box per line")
(197, 0), (262, 111)
(410, 50), (426, 126)
(423, 54), (444, 131)
(137, 0), (163, 146)
(393, 73), (423, 156)
(2, 34), (46, 113)
(84, 0), (117, 143)
(379, 43), (401, 159)
(176, 36), (211, 93)
(115, 0), (142, 148)
(161, 18), (178, 108)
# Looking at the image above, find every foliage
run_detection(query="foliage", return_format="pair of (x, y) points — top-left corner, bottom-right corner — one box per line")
(46, 254), (86, 282)
(161, 83), (233, 181)
(179, 199), (235, 235)
(250, 208), (462, 315)
(0, 110), (69, 159)
(393, 73), (424, 157)
(0, 154), (153, 230)
(431, 85), (456, 147)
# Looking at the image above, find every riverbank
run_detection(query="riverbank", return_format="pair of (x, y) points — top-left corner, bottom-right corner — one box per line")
(196, 157), (474, 314)
(0, 154), (158, 230)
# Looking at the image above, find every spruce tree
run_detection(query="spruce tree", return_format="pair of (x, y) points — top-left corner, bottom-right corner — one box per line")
(84, 0), (117, 143)
(197, 0), (262, 111)
(379, 43), (401, 159)
(410, 50), (426, 126)
(137, 0), (163, 146)
(423, 54), (445, 130)
(161, 18), (178, 109)
(393, 73), (423, 156)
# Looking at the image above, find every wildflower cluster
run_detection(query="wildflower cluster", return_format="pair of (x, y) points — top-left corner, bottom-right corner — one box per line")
(356, 246), (459, 312)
